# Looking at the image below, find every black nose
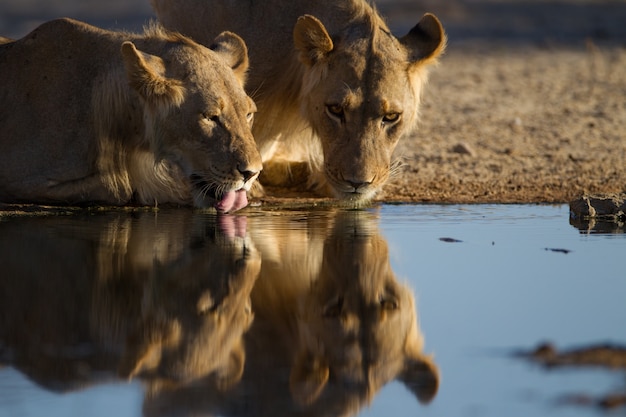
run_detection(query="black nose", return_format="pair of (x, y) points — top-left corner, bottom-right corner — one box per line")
(238, 167), (258, 183)
(347, 180), (371, 191)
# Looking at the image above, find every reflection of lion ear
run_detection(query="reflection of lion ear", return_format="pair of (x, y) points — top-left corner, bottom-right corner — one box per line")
(289, 351), (330, 406)
(121, 41), (185, 112)
(210, 31), (250, 86)
(117, 319), (179, 380)
(215, 338), (246, 392)
(118, 338), (161, 380)
(398, 354), (440, 404)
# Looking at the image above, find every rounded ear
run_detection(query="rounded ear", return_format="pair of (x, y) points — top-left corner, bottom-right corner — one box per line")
(293, 14), (334, 67)
(215, 339), (247, 391)
(118, 322), (164, 380)
(117, 318), (180, 380)
(210, 31), (249, 85)
(400, 13), (447, 66)
(121, 41), (185, 110)
(289, 351), (330, 406)
(398, 354), (440, 404)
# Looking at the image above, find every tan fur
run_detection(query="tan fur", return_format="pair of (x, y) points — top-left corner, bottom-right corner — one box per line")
(0, 211), (260, 389)
(0, 209), (436, 413)
(110, 213), (261, 386)
(142, 210), (439, 416)
(279, 211), (439, 407)
(0, 18), (262, 208)
(152, 0), (446, 204)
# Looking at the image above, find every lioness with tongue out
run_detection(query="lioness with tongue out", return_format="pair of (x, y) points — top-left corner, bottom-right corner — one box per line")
(0, 19), (262, 213)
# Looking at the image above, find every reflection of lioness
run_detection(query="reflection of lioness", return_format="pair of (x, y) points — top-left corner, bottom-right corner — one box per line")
(152, 0), (446, 203)
(289, 212), (439, 407)
(0, 18), (261, 212)
(144, 210), (438, 417)
(0, 211), (260, 390)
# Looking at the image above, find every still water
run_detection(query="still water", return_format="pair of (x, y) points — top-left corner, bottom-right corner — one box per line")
(0, 204), (624, 417)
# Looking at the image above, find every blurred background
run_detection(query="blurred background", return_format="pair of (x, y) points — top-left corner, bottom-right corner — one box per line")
(2, 0), (626, 46)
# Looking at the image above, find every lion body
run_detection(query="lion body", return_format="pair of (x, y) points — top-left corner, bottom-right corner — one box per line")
(0, 18), (261, 209)
(152, 0), (445, 202)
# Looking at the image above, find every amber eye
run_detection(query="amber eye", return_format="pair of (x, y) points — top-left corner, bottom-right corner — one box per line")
(380, 296), (399, 311)
(323, 296), (344, 317)
(326, 104), (345, 121)
(202, 112), (220, 123)
(382, 112), (401, 124)
(246, 112), (254, 124)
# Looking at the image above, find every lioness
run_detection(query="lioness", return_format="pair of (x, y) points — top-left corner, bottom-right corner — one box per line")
(152, 0), (446, 203)
(0, 18), (262, 212)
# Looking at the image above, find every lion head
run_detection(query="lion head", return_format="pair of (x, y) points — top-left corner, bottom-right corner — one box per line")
(112, 28), (263, 211)
(293, 12), (446, 202)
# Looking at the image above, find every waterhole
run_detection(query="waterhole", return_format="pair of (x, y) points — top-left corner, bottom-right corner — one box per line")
(0, 204), (624, 417)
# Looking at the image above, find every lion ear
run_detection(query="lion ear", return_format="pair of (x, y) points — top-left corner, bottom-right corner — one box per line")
(121, 41), (185, 111)
(215, 338), (247, 391)
(210, 31), (249, 86)
(398, 353), (440, 404)
(118, 327), (163, 380)
(289, 350), (330, 406)
(400, 13), (447, 67)
(293, 14), (334, 67)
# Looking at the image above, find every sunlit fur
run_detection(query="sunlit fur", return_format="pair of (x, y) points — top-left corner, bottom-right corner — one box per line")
(0, 18), (261, 207)
(152, 0), (446, 204)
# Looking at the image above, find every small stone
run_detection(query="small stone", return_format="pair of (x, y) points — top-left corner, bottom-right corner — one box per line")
(451, 142), (475, 156)
(570, 193), (626, 219)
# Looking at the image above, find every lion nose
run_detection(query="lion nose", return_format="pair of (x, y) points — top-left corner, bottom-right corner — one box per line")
(347, 180), (372, 191)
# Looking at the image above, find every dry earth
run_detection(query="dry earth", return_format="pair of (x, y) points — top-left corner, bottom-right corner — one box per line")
(1, 0), (625, 204)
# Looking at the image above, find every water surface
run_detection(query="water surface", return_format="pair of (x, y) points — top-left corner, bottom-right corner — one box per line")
(0, 204), (624, 417)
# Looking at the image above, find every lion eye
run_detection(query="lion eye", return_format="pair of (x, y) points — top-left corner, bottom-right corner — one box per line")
(326, 104), (345, 121)
(202, 112), (220, 123)
(246, 112), (254, 124)
(323, 296), (344, 318)
(382, 112), (401, 124)
(379, 295), (399, 311)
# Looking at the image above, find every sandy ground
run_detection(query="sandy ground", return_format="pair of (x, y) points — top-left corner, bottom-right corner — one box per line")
(1, 0), (625, 204)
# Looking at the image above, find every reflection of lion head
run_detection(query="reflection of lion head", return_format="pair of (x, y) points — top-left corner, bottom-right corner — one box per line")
(141, 210), (438, 417)
(0, 211), (260, 392)
(0, 18), (261, 212)
(152, 1), (445, 203)
(290, 211), (439, 408)
(96, 212), (261, 387)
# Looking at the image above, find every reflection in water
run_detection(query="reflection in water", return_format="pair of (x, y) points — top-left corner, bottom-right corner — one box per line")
(0, 211), (260, 392)
(0, 209), (437, 416)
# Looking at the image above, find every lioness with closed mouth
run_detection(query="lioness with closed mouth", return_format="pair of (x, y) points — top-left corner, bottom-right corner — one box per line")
(0, 18), (262, 212)
(152, 0), (446, 204)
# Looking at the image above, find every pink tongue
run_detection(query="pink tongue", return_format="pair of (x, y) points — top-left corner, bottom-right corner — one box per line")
(215, 189), (248, 213)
